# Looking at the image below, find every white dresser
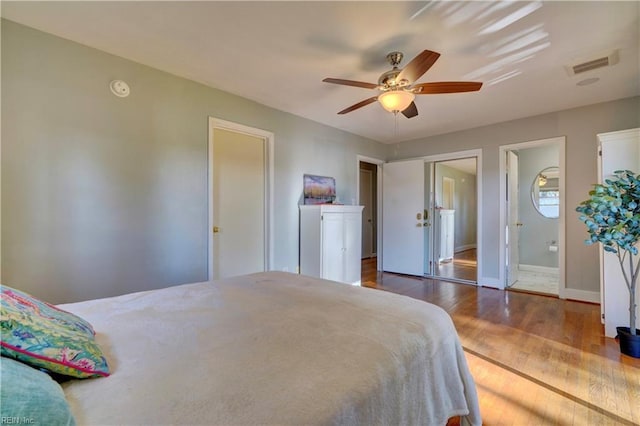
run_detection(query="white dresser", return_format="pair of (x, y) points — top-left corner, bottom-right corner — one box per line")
(299, 205), (364, 285)
(435, 209), (455, 263)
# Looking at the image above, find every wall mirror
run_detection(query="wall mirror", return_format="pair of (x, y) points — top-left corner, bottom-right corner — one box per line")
(531, 166), (559, 218)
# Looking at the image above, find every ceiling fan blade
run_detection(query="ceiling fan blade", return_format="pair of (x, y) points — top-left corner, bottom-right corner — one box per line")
(337, 97), (378, 114)
(323, 78), (378, 89)
(401, 101), (418, 119)
(396, 50), (440, 84)
(413, 81), (483, 94)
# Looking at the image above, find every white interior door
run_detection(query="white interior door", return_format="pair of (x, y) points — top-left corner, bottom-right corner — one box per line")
(382, 160), (424, 275)
(507, 150), (520, 286)
(359, 169), (374, 258)
(212, 128), (265, 279)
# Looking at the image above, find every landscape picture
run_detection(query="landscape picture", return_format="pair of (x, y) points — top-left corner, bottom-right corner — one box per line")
(303, 174), (336, 205)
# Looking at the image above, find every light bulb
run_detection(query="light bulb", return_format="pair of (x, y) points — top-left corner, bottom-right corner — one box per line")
(378, 90), (415, 112)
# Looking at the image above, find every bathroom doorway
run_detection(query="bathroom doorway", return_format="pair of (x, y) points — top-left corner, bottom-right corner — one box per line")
(500, 137), (565, 297)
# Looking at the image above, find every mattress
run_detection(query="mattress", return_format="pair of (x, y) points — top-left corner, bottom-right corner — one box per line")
(58, 271), (481, 425)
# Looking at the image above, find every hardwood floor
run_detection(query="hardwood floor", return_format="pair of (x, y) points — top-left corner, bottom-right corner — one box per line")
(435, 248), (477, 282)
(361, 258), (640, 425)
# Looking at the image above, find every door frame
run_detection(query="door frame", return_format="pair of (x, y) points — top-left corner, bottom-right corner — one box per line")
(359, 167), (375, 258)
(356, 155), (384, 271)
(498, 136), (565, 297)
(208, 117), (275, 280)
(425, 150), (482, 285)
(506, 150), (520, 288)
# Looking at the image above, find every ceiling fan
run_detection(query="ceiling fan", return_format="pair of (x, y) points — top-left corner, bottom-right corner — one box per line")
(323, 50), (482, 118)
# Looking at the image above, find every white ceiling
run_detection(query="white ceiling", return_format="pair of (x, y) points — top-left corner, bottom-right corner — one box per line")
(2, 1), (638, 144)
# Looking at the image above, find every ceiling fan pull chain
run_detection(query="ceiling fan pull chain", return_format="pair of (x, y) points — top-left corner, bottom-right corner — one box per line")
(394, 112), (399, 138)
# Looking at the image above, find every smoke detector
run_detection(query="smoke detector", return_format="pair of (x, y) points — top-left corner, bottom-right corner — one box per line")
(110, 80), (130, 97)
(564, 50), (619, 76)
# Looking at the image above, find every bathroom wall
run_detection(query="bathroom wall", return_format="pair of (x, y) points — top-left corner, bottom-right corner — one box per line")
(517, 145), (559, 268)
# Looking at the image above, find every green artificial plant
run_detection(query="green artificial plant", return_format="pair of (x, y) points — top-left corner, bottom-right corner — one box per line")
(576, 170), (640, 335)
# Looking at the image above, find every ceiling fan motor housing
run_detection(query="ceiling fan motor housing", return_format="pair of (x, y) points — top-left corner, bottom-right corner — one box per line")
(386, 51), (404, 67)
(378, 51), (410, 90)
(378, 69), (410, 90)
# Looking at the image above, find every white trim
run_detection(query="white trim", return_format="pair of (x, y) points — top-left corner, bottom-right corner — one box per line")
(563, 289), (600, 304)
(479, 277), (501, 289)
(499, 136), (566, 298)
(357, 155), (384, 272)
(357, 155), (385, 166)
(597, 128), (640, 143)
(518, 264), (559, 275)
(387, 148), (483, 165)
(208, 117), (275, 280)
(388, 148), (483, 285)
(455, 244), (477, 253)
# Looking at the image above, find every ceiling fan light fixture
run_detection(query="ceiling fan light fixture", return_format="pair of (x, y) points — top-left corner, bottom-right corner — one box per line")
(378, 90), (415, 113)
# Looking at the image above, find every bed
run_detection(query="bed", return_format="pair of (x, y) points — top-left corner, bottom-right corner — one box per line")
(7, 272), (481, 425)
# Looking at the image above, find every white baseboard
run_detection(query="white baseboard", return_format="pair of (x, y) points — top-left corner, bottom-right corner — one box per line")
(562, 288), (600, 304)
(519, 264), (559, 275)
(455, 244), (477, 253)
(479, 276), (501, 289)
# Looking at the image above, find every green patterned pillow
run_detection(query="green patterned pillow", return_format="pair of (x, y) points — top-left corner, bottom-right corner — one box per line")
(1, 356), (77, 425)
(0, 285), (109, 378)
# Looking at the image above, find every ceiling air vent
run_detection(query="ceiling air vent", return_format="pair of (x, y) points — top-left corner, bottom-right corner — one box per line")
(565, 50), (619, 76)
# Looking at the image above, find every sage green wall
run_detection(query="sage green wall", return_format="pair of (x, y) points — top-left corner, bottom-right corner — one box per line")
(1, 20), (386, 303)
(434, 164), (477, 252)
(389, 96), (640, 293)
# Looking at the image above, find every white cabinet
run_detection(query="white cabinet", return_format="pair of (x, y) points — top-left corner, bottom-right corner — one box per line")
(436, 209), (455, 263)
(598, 128), (640, 337)
(299, 205), (364, 285)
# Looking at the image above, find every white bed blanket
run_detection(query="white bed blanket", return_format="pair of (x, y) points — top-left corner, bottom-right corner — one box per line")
(59, 271), (481, 425)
